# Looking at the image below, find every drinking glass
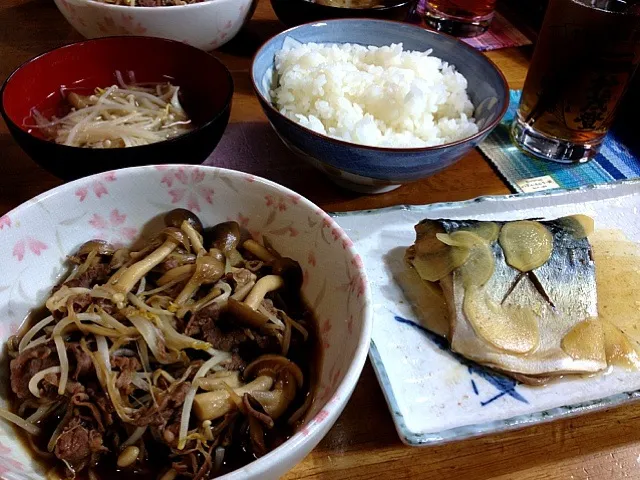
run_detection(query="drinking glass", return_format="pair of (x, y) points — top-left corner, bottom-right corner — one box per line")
(423, 0), (497, 37)
(511, 0), (640, 164)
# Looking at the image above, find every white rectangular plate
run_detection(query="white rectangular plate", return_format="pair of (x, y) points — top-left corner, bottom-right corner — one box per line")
(332, 180), (640, 446)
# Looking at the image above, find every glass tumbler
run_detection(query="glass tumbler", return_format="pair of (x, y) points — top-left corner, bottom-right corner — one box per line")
(423, 0), (497, 37)
(511, 0), (640, 164)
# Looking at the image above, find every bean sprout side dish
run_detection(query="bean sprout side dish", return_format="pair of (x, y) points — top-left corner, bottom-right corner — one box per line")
(1, 209), (317, 480)
(30, 73), (193, 148)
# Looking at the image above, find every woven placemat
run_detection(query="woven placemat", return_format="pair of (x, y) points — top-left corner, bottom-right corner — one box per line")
(478, 90), (640, 193)
(412, 1), (532, 51)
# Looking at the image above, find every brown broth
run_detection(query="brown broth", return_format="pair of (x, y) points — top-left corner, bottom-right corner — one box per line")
(8, 293), (322, 480)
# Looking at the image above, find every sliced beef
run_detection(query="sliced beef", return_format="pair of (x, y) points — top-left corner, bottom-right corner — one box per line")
(111, 355), (142, 372)
(10, 344), (57, 399)
(165, 382), (190, 406)
(207, 327), (248, 352)
(186, 303), (279, 362)
(67, 342), (93, 380)
(172, 452), (200, 478)
(115, 369), (137, 396)
(69, 293), (92, 313)
(111, 355), (142, 395)
(71, 392), (105, 431)
(186, 304), (247, 351)
(54, 416), (106, 473)
(132, 382), (191, 427)
(88, 387), (114, 427)
(63, 263), (112, 289)
(186, 304), (246, 350)
(55, 422), (91, 469)
(249, 330), (280, 353)
(184, 303), (221, 337)
(42, 373), (85, 398)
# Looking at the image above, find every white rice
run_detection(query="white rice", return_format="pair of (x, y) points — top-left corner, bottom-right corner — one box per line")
(272, 41), (478, 148)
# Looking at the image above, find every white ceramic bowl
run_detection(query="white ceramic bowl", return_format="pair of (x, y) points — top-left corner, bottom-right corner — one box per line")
(0, 165), (372, 480)
(54, 0), (257, 51)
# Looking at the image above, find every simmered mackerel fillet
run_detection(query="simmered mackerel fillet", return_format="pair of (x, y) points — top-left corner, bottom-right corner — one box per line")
(405, 217), (607, 381)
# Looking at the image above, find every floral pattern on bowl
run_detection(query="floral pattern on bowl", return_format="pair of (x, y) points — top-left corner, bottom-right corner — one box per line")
(0, 165), (372, 480)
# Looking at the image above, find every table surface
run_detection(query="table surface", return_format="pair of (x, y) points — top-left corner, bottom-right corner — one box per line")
(2, 1), (639, 479)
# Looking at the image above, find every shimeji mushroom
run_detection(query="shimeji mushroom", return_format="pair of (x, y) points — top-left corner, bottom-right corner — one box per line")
(242, 240), (303, 292)
(243, 355), (303, 419)
(164, 209), (206, 256)
(206, 222), (244, 267)
(271, 257), (303, 292)
(182, 221), (206, 256)
(226, 275), (284, 328)
(156, 264), (196, 286)
(196, 371), (243, 391)
(110, 228), (187, 298)
(173, 256), (225, 305)
(76, 239), (116, 258)
(229, 269), (258, 302)
(192, 355), (303, 422)
(164, 208), (204, 233)
(243, 240), (276, 263)
(193, 375), (275, 421)
(207, 248), (225, 264)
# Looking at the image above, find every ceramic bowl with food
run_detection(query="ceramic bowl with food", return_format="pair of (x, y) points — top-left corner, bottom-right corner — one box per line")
(251, 19), (509, 194)
(53, 0), (257, 51)
(0, 165), (372, 480)
(271, 0), (417, 27)
(1, 36), (233, 181)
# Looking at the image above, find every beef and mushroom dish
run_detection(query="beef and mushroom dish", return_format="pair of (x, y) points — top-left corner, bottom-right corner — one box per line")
(1, 209), (317, 480)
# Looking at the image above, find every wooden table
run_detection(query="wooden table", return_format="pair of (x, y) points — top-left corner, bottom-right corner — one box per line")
(1, 2), (639, 479)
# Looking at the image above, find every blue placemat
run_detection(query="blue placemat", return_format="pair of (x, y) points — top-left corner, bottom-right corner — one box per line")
(478, 90), (640, 193)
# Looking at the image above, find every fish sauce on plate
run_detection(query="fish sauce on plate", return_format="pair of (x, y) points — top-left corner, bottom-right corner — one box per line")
(403, 216), (640, 384)
(9, 298), (321, 480)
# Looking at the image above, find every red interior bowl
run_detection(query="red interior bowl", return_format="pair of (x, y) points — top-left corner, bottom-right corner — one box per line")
(1, 36), (233, 180)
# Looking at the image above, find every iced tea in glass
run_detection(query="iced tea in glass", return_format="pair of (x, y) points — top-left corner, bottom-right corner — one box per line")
(512, 0), (640, 163)
(424, 0), (497, 37)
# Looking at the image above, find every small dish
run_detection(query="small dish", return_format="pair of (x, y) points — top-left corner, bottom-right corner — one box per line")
(251, 19), (509, 194)
(1, 36), (233, 181)
(53, 0), (258, 51)
(333, 179), (640, 445)
(271, 0), (417, 27)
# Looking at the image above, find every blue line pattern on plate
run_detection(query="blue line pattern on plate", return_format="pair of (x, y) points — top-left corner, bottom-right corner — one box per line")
(340, 180), (640, 446)
(394, 315), (527, 406)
